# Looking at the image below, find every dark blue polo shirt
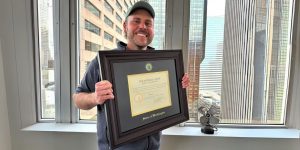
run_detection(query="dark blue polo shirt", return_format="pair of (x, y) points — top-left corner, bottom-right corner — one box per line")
(75, 41), (161, 150)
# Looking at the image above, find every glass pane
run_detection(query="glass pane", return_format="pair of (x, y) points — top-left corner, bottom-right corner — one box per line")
(78, 0), (166, 121)
(148, 0), (166, 50)
(187, 0), (293, 125)
(37, 0), (55, 119)
(187, 0), (208, 122)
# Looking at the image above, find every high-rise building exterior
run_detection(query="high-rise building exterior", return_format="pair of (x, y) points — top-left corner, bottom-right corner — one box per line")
(186, 0), (292, 124)
(267, 0), (291, 122)
(79, 0), (134, 79)
(78, 0), (167, 120)
(79, 0), (140, 120)
(221, 0), (291, 124)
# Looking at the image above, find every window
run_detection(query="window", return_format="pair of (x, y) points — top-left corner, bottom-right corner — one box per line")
(104, 15), (114, 28)
(116, 13), (122, 23)
(37, 0), (55, 119)
(85, 40), (101, 52)
(85, 20), (101, 35)
(104, 1), (114, 14)
(148, 0), (166, 50)
(186, 0), (294, 125)
(116, 26), (122, 35)
(85, 0), (101, 17)
(104, 31), (113, 42)
(35, 0), (296, 126)
(116, 0), (122, 11)
(124, 0), (129, 9)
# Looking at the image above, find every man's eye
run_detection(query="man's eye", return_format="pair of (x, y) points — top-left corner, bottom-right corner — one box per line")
(146, 22), (153, 27)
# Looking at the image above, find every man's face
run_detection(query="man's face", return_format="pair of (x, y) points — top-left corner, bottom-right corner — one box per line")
(123, 9), (154, 50)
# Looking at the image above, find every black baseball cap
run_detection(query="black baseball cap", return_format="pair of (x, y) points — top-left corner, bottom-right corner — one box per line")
(125, 1), (155, 19)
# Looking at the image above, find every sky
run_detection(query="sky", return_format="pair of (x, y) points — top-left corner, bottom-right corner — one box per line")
(207, 0), (226, 16)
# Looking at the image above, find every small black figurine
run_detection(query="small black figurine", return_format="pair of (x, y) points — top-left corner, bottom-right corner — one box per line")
(198, 105), (220, 134)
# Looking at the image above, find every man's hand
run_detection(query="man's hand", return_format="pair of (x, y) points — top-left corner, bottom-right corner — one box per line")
(94, 80), (114, 105)
(181, 73), (190, 88)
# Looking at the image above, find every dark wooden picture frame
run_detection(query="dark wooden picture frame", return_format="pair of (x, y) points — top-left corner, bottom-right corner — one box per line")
(97, 50), (189, 149)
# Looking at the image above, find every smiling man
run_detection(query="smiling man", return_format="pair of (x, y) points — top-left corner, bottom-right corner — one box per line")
(123, 3), (155, 50)
(73, 1), (189, 150)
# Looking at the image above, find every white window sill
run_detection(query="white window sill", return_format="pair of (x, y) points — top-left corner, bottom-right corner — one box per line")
(162, 126), (300, 139)
(22, 123), (300, 139)
(22, 123), (97, 133)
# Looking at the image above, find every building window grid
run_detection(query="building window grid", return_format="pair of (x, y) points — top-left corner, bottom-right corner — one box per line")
(116, 13), (122, 23)
(104, 15), (114, 28)
(104, 1), (114, 14)
(116, 0), (122, 11)
(85, 40), (101, 52)
(116, 26), (122, 35)
(84, 20), (101, 35)
(124, 0), (129, 9)
(84, 0), (101, 17)
(104, 31), (114, 42)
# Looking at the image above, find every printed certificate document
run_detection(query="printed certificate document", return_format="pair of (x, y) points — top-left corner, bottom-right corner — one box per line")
(127, 71), (172, 117)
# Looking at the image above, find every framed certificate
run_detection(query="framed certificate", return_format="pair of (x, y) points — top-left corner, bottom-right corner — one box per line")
(97, 50), (189, 149)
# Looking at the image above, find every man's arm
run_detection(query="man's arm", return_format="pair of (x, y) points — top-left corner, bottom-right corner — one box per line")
(73, 92), (98, 110)
(73, 80), (114, 110)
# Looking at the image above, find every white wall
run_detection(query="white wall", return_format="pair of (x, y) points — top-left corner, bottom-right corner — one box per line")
(0, 40), (12, 150)
(0, 0), (299, 150)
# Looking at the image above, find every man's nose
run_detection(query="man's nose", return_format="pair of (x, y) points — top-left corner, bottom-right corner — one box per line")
(138, 23), (147, 29)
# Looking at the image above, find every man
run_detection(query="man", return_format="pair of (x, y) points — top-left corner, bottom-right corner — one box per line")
(73, 1), (189, 150)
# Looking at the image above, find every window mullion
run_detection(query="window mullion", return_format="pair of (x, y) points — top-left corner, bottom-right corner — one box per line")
(70, 0), (79, 123)
(53, 0), (60, 122)
(165, 0), (173, 49)
(286, 0), (300, 129)
(55, 0), (72, 123)
(33, 0), (42, 122)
